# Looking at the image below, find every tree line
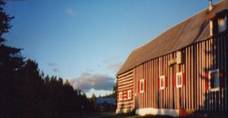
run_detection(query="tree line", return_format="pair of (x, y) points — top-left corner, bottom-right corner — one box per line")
(0, 1), (95, 118)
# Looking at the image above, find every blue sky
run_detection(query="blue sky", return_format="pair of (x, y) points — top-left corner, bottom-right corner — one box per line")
(4, 0), (219, 97)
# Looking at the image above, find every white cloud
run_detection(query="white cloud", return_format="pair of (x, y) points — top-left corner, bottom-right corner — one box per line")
(65, 8), (75, 17)
(69, 72), (115, 92)
(86, 88), (113, 98)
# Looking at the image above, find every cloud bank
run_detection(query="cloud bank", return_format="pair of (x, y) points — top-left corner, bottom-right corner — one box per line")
(69, 72), (115, 92)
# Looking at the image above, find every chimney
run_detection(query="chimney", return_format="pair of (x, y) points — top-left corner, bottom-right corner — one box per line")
(208, 0), (213, 11)
(209, 0), (213, 36)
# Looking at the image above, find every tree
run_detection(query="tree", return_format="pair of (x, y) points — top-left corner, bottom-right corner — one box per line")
(0, 0), (12, 37)
(0, 0), (24, 114)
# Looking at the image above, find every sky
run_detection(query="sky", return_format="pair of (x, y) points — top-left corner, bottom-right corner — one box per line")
(4, 0), (219, 97)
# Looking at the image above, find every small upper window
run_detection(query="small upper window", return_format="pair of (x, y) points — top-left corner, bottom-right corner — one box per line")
(209, 69), (220, 91)
(119, 92), (123, 101)
(139, 79), (144, 93)
(128, 90), (132, 99)
(176, 72), (183, 88)
(218, 16), (227, 32)
(159, 75), (165, 90)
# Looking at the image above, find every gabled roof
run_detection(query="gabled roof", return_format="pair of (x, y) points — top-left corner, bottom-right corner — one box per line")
(117, 1), (228, 75)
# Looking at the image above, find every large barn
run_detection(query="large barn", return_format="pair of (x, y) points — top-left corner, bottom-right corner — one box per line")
(116, 0), (228, 117)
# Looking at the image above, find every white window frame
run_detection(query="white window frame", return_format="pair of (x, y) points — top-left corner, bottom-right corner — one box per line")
(159, 75), (165, 90)
(139, 79), (144, 93)
(209, 69), (220, 92)
(218, 16), (227, 32)
(119, 92), (123, 101)
(128, 90), (132, 99)
(176, 72), (183, 88)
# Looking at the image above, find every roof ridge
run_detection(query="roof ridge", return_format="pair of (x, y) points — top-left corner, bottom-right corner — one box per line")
(134, 0), (222, 51)
(117, 0), (224, 75)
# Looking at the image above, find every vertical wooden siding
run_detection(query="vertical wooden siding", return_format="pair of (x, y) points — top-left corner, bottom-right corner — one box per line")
(117, 32), (228, 112)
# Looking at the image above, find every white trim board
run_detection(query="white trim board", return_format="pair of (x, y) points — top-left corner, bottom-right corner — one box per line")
(135, 108), (179, 117)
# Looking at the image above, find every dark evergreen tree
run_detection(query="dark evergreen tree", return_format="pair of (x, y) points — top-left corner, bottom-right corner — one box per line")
(0, 0), (24, 115)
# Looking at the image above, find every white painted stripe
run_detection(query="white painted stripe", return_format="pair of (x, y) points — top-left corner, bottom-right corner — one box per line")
(118, 76), (133, 83)
(118, 80), (133, 86)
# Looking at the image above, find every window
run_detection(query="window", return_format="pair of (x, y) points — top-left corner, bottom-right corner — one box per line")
(176, 72), (183, 88)
(218, 16), (227, 32)
(210, 20), (213, 36)
(159, 75), (165, 90)
(139, 79), (144, 93)
(209, 69), (220, 91)
(128, 90), (132, 99)
(119, 92), (123, 101)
